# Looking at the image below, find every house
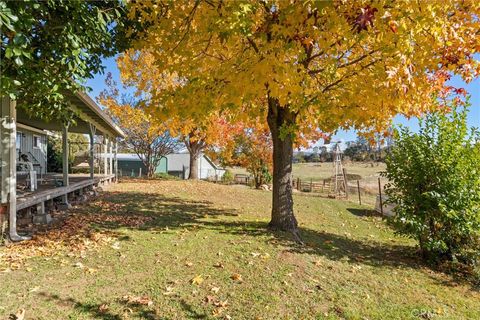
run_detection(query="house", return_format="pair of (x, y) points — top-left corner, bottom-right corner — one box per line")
(1, 93), (124, 241)
(115, 151), (225, 180)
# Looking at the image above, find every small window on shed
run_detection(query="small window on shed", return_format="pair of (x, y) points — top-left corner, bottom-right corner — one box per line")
(33, 135), (41, 149)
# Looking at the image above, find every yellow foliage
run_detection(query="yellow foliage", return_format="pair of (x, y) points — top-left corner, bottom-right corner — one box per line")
(124, 0), (480, 136)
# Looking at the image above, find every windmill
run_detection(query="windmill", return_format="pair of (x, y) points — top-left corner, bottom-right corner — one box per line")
(330, 142), (347, 199)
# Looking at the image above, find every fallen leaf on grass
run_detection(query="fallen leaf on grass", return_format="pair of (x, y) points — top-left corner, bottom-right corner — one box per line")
(122, 295), (154, 307)
(86, 267), (98, 274)
(111, 242), (121, 250)
(213, 262), (224, 268)
(211, 286), (220, 293)
(28, 286), (40, 293)
(214, 300), (229, 308)
(230, 273), (243, 282)
(163, 286), (175, 296)
(98, 304), (109, 314)
(9, 309), (25, 320)
(190, 275), (204, 285)
(212, 308), (224, 317)
(74, 262), (84, 269)
(185, 262), (193, 267)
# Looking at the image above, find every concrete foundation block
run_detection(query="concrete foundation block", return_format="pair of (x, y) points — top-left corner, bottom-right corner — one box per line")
(57, 203), (72, 211)
(33, 214), (52, 225)
(77, 195), (88, 202)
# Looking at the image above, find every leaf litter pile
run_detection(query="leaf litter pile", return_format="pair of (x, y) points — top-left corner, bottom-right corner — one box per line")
(0, 199), (152, 272)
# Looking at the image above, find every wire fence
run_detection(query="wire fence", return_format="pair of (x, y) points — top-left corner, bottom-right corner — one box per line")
(232, 173), (386, 207)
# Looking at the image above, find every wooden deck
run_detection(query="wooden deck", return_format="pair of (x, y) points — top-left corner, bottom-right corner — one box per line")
(16, 174), (115, 211)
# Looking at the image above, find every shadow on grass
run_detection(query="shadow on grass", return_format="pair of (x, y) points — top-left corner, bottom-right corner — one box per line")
(36, 292), (165, 320)
(36, 291), (213, 319)
(63, 190), (479, 291)
(88, 191), (418, 270)
(346, 208), (380, 217)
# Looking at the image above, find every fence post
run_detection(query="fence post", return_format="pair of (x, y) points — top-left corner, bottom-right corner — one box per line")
(322, 179), (325, 192)
(357, 180), (361, 205)
(378, 177), (384, 215)
(343, 168), (348, 199)
(310, 178), (313, 192)
(297, 177), (300, 190)
(139, 167), (142, 177)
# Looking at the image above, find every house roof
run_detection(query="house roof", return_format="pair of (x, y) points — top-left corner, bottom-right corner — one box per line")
(16, 90), (124, 138)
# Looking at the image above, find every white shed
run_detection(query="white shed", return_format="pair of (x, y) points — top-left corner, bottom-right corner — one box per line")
(114, 151), (225, 180)
(165, 151), (225, 180)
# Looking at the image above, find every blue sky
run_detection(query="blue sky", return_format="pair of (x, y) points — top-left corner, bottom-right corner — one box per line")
(87, 57), (480, 144)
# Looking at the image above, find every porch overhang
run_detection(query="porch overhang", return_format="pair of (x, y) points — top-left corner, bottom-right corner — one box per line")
(16, 90), (124, 138)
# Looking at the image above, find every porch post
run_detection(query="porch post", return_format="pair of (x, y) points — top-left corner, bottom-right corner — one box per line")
(1, 97), (29, 241)
(114, 139), (118, 181)
(108, 136), (113, 176)
(61, 124), (70, 206)
(88, 124), (96, 179)
(103, 135), (108, 176)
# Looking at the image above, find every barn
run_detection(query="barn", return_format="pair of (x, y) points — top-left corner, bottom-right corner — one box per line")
(115, 151), (225, 180)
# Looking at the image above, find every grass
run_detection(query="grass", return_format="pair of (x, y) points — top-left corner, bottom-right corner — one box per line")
(228, 162), (386, 183)
(1, 180), (479, 319)
(292, 162), (386, 183)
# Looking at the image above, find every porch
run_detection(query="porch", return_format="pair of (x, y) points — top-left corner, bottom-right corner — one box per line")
(1, 93), (125, 241)
(16, 173), (115, 212)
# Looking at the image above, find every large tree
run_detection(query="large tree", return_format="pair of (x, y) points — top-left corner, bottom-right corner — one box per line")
(126, 1), (480, 235)
(99, 74), (178, 178)
(117, 51), (239, 180)
(215, 120), (273, 189)
(0, 0), (130, 120)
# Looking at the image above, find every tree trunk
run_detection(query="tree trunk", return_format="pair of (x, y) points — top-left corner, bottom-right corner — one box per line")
(186, 139), (204, 180)
(146, 164), (155, 178)
(189, 150), (200, 180)
(266, 97), (299, 235)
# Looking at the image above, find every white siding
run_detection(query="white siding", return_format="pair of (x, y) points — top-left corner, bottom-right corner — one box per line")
(198, 156), (224, 179)
(165, 153), (190, 172)
(17, 128), (47, 174)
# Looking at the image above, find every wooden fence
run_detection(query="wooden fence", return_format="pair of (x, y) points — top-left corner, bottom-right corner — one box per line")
(233, 173), (385, 206)
(292, 177), (384, 205)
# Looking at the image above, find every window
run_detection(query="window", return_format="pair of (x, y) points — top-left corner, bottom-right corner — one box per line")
(33, 135), (41, 149)
(16, 132), (22, 150)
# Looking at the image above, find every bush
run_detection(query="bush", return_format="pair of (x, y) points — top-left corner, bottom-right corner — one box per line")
(384, 107), (480, 270)
(254, 164), (272, 187)
(221, 169), (234, 184)
(152, 172), (180, 180)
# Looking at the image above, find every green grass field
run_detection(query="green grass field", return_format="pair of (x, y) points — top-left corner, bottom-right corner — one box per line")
(229, 162), (386, 183)
(292, 162), (386, 182)
(1, 180), (478, 319)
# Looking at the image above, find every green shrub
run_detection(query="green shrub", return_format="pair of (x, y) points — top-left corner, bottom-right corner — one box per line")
(221, 169), (234, 184)
(384, 106), (480, 270)
(152, 172), (180, 180)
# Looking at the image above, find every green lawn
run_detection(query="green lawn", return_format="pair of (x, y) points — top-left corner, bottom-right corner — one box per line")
(1, 180), (478, 319)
